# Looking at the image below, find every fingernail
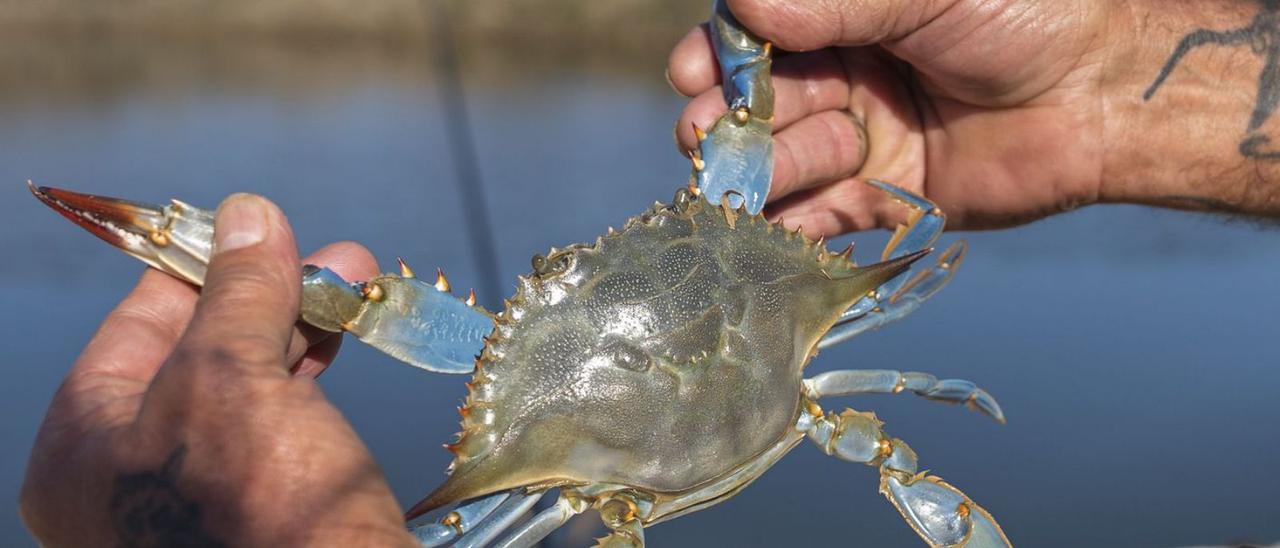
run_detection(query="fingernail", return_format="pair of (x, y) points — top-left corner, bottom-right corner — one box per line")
(214, 193), (269, 253)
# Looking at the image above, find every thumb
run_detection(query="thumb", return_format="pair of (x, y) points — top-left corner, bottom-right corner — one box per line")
(176, 193), (301, 371)
(726, 0), (953, 52)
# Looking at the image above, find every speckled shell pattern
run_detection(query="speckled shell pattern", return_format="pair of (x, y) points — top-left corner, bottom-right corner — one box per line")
(417, 193), (910, 511)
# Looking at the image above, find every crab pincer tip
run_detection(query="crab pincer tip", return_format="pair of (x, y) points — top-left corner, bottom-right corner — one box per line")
(28, 184), (168, 252)
(27, 181), (51, 202)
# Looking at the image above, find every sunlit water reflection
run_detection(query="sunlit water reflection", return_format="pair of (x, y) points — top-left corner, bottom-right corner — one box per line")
(1, 38), (1277, 547)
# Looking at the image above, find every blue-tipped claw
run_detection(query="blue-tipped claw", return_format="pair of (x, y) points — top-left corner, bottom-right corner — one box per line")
(693, 0), (775, 214)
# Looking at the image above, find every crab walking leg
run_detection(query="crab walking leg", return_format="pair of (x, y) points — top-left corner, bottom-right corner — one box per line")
(490, 494), (586, 548)
(800, 409), (1010, 547)
(445, 490), (546, 548)
(820, 241), (966, 349)
(484, 489), (647, 548)
(409, 489), (523, 547)
(805, 369), (1005, 423)
(820, 181), (965, 349)
(691, 0), (774, 214)
(29, 184), (492, 374)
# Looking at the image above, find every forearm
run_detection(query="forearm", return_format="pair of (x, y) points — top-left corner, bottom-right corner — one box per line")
(1103, 0), (1280, 216)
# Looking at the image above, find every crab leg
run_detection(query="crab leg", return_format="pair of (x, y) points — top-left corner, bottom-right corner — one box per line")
(444, 490), (547, 548)
(805, 370), (1005, 424)
(490, 494), (586, 548)
(409, 489), (541, 547)
(820, 181), (965, 349)
(800, 407), (1010, 547)
(29, 184), (493, 374)
(691, 0), (774, 213)
(410, 490), (510, 546)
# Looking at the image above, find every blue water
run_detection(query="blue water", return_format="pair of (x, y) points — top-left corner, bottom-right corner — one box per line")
(1, 42), (1278, 547)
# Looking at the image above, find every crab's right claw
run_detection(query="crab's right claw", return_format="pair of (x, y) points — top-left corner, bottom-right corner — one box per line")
(692, 0), (774, 214)
(31, 184), (492, 375)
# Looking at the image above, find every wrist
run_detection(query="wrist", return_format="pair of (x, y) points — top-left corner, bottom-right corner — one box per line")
(1100, 0), (1280, 213)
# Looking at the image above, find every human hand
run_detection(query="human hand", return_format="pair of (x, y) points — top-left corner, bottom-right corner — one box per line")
(671, 0), (1112, 233)
(19, 195), (416, 547)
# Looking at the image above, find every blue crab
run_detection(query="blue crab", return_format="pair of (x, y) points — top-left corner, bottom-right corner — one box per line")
(30, 1), (1011, 546)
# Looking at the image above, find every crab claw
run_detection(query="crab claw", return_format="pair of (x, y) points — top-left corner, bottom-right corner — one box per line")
(30, 183), (214, 285)
(30, 183), (213, 285)
(694, 0), (775, 215)
(33, 183), (495, 375)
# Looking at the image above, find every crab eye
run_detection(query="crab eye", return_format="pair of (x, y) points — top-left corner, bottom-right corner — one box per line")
(603, 340), (652, 372)
(672, 187), (695, 213)
(531, 251), (574, 278)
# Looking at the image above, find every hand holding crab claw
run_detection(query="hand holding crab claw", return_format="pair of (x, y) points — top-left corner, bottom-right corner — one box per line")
(671, 0), (1280, 234)
(19, 194), (417, 547)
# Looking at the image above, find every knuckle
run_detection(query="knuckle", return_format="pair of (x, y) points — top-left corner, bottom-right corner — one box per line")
(774, 134), (800, 186)
(198, 286), (267, 318)
(196, 265), (294, 322)
(208, 260), (288, 297)
(173, 335), (283, 369)
(107, 305), (185, 343)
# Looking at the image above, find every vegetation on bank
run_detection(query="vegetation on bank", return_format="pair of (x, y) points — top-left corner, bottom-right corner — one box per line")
(0, 0), (705, 50)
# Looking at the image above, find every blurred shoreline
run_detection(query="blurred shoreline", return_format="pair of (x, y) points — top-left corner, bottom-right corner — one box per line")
(0, 0), (702, 43)
(0, 0), (702, 104)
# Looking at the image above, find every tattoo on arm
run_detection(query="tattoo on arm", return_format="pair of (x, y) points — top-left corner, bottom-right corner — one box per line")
(110, 444), (225, 548)
(1145, 0), (1280, 159)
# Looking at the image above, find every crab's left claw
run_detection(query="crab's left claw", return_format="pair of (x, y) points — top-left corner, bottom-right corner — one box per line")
(691, 0), (774, 214)
(31, 183), (492, 375)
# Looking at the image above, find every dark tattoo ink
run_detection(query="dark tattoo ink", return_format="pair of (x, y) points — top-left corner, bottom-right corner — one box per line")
(110, 445), (225, 548)
(1145, 1), (1280, 159)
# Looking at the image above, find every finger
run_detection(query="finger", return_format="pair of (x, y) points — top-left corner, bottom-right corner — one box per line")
(70, 269), (198, 384)
(173, 194), (300, 374)
(291, 335), (342, 379)
(726, 0), (953, 52)
(285, 241), (379, 377)
(302, 240), (380, 283)
(667, 24), (717, 97)
(770, 110), (868, 202)
(675, 49), (850, 151)
(50, 269), (199, 425)
(765, 179), (887, 237)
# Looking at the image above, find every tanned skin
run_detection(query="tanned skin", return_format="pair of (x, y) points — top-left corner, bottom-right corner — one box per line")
(670, 0), (1280, 234)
